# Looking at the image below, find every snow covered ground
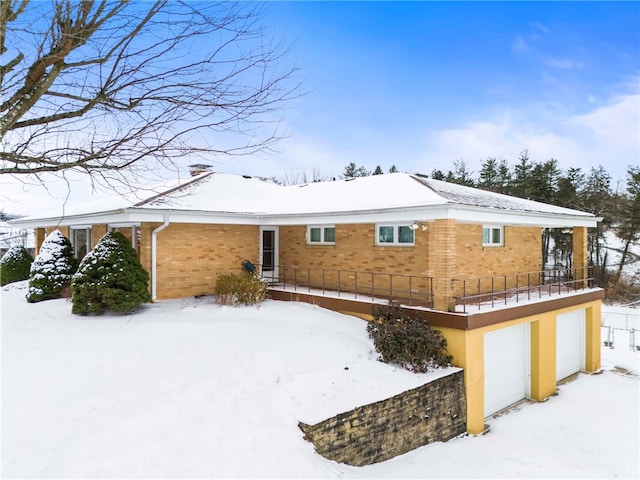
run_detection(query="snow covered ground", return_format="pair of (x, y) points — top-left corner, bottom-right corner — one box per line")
(1, 281), (639, 479)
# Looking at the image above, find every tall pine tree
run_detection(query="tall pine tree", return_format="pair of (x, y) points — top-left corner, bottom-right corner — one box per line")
(613, 166), (640, 278)
(511, 150), (535, 198)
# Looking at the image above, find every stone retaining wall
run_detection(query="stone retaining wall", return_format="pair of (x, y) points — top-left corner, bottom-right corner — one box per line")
(298, 369), (466, 466)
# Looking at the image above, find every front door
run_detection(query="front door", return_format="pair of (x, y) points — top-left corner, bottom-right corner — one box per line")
(260, 227), (278, 281)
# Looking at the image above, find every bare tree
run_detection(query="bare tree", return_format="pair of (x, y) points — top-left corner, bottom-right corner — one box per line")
(278, 167), (330, 185)
(1, 0), (301, 187)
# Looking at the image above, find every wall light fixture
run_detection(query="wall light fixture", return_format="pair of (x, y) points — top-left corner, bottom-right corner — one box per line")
(409, 221), (428, 231)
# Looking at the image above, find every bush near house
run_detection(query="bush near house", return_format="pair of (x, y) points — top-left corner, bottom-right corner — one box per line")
(26, 230), (78, 303)
(1, 245), (34, 286)
(214, 272), (268, 306)
(71, 232), (151, 315)
(367, 304), (453, 373)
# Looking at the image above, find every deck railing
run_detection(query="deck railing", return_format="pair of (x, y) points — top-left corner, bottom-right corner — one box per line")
(259, 264), (434, 308)
(451, 266), (595, 312)
(254, 264), (595, 313)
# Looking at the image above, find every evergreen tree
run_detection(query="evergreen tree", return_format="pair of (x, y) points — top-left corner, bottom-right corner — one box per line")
(1, 246), (33, 286)
(496, 159), (511, 194)
(27, 230), (78, 303)
(431, 169), (446, 180)
(511, 150), (535, 198)
(448, 159), (475, 186)
(556, 167), (585, 210)
(72, 232), (151, 315)
(373, 165), (383, 175)
(581, 165), (613, 218)
(580, 166), (614, 281)
(478, 157), (500, 192)
(530, 159), (561, 204)
(343, 162), (370, 178)
(613, 166), (640, 278)
(388, 165), (398, 173)
(550, 167), (587, 269)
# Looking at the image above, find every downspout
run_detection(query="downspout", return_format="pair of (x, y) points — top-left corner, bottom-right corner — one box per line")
(151, 216), (170, 301)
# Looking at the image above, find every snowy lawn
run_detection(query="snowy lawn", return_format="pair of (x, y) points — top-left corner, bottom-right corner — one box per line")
(2, 281), (639, 479)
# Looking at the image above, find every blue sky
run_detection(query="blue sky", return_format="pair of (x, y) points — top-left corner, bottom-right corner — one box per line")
(2, 1), (639, 216)
(227, 1), (639, 186)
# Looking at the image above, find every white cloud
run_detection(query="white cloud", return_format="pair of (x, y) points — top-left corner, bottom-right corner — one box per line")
(546, 58), (585, 69)
(417, 91), (640, 183)
(511, 36), (528, 52)
(530, 21), (552, 39)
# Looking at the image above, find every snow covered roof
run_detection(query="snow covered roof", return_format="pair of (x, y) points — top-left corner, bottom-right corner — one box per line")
(10, 171), (600, 228)
(412, 175), (594, 217)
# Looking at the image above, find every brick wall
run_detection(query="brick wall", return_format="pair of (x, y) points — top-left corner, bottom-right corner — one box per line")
(451, 224), (542, 299)
(151, 223), (259, 299)
(279, 223), (539, 279)
(455, 224), (541, 279)
(298, 369), (466, 466)
(44, 225), (70, 239)
(35, 220), (542, 303)
(430, 219), (457, 311)
(34, 228), (45, 255)
(279, 224), (431, 275)
(278, 222), (541, 309)
(279, 224), (432, 299)
(91, 224), (108, 248)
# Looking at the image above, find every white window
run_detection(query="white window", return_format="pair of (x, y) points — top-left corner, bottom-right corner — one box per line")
(376, 224), (414, 246)
(307, 225), (335, 244)
(71, 227), (92, 261)
(483, 226), (503, 246)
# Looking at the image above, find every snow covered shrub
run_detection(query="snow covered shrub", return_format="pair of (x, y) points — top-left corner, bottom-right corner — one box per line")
(367, 304), (452, 373)
(214, 272), (268, 306)
(1, 246), (34, 286)
(71, 231), (151, 315)
(26, 230), (78, 303)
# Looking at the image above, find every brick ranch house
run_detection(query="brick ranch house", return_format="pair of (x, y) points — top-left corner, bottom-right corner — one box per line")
(11, 168), (604, 434)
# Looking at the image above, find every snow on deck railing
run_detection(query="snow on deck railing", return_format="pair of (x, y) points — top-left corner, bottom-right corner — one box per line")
(258, 264), (434, 308)
(452, 266), (596, 313)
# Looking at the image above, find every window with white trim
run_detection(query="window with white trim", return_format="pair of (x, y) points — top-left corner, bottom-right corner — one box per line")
(376, 224), (414, 246)
(482, 226), (503, 246)
(71, 227), (92, 261)
(307, 225), (335, 244)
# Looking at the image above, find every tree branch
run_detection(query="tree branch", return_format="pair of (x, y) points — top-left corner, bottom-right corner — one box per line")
(1, 0), (302, 187)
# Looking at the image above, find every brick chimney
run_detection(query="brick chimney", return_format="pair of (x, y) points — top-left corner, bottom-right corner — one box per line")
(188, 164), (213, 176)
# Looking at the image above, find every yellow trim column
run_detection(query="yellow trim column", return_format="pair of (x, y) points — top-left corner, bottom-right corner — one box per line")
(530, 315), (557, 400)
(438, 327), (485, 434)
(585, 302), (602, 372)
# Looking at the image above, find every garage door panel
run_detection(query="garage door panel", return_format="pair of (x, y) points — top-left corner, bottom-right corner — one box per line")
(484, 323), (529, 418)
(556, 309), (585, 381)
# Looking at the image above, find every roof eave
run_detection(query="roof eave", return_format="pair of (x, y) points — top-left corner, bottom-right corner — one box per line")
(8, 202), (602, 229)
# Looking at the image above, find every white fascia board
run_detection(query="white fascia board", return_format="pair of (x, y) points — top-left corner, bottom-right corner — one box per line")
(141, 209), (261, 225)
(445, 205), (600, 228)
(256, 205), (453, 226)
(8, 210), (131, 228)
(8, 208), (262, 228)
(256, 204), (599, 228)
(153, 204), (599, 227)
(10, 204), (600, 229)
